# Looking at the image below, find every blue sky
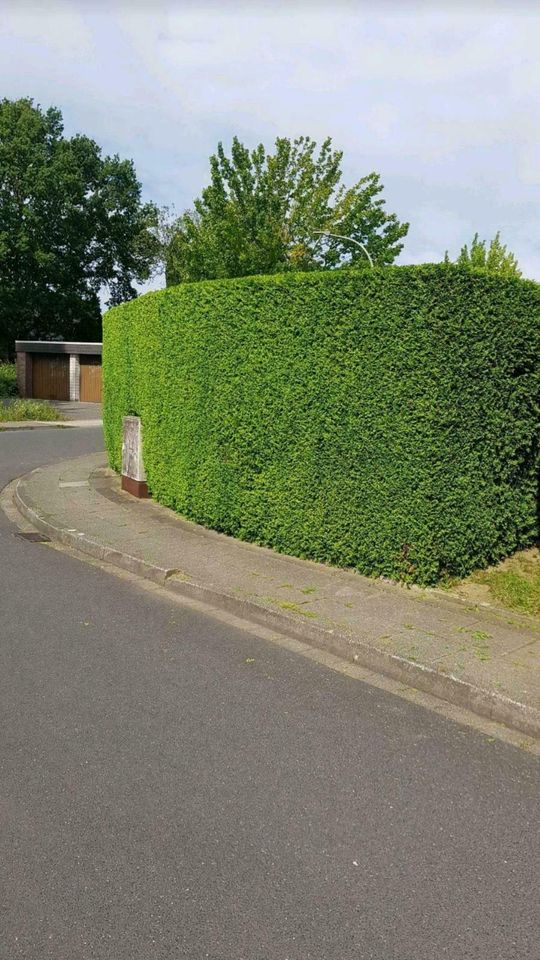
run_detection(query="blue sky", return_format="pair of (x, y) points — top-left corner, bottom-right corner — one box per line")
(2, 1), (539, 285)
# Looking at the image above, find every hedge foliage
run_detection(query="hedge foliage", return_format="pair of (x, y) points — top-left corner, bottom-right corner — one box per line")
(103, 265), (540, 585)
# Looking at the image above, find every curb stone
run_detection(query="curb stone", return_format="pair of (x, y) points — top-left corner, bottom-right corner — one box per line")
(12, 467), (540, 740)
(0, 421), (73, 431)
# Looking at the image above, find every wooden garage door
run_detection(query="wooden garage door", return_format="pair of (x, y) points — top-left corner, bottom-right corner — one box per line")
(80, 356), (102, 402)
(32, 354), (69, 401)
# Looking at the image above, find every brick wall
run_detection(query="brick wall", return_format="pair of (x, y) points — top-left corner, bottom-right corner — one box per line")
(16, 352), (32, 397)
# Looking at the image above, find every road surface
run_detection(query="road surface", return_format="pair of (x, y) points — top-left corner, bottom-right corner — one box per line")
(1, 426), (538, 959)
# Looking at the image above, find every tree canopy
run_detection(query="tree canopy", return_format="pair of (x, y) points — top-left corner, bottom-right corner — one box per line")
(0, 98), (160, 357)
(445, 232), (522, 277)
(166, 136), (409, 284)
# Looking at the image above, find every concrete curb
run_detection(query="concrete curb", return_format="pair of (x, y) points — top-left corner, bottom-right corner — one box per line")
(0, 421), (73, 431)
(0, 420), (102, 431)
(13, 468), (540, 740)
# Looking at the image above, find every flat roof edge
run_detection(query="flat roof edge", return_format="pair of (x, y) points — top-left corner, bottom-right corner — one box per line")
(15, 341), (102, 355)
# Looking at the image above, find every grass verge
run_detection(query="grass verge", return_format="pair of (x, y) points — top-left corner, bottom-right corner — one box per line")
(0, 399), (65, 422)
(451, 547), (540, 619)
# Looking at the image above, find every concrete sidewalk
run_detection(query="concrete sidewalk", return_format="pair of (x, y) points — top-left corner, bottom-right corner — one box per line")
(52, 400), (102, 422)
(10, 452), (540, 738)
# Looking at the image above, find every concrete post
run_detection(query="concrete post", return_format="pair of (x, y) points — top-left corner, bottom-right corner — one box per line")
(69, 354), (80, 401)
(121, 416), (149, 498)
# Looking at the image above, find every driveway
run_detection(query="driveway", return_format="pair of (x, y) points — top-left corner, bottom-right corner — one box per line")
(52, 400), (102, 421)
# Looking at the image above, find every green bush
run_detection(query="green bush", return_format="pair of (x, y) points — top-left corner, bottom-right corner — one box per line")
(0, 363), (17, 397)
(103, 265), (540, 585)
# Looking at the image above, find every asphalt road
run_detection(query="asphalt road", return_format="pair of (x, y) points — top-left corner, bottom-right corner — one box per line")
(1, 426), (539, 960)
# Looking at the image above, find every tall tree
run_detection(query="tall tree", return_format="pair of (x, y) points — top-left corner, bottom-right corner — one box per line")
(0, 98), (160, 357)
(166, 136), (409, 284)
(445, 232), (522, 277)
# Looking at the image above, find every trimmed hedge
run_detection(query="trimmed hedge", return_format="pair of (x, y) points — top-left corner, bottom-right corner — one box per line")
(103, 265), (540, 585)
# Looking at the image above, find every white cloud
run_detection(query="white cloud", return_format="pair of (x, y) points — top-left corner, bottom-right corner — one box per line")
(1, 0), (539, 277)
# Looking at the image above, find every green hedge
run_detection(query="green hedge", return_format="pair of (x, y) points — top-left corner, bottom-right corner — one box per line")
(0, 363), (17, 397)
(103, 265), (540, 585)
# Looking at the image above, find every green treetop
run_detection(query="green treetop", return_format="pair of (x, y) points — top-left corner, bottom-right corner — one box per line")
(166, 136), (409, 284)
(0, 98), (160, 357)
(445, 232), (522, 278)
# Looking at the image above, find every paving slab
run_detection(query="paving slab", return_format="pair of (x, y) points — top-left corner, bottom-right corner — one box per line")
(12, 452), (540, 738)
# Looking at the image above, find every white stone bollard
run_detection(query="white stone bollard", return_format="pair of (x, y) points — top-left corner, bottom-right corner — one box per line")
(121, 416), (149, 498)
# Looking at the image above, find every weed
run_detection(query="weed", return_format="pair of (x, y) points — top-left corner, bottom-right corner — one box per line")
(471, 630), (492, 642)
(470, 630), (492, 662)
(274, 599), (318, 619)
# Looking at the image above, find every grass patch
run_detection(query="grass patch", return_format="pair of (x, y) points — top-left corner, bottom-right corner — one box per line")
(474, 563), (540, 617)
(0, 399), (64, 422)
(452, 547), (540, 619)
(0, 364), (17, 398)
